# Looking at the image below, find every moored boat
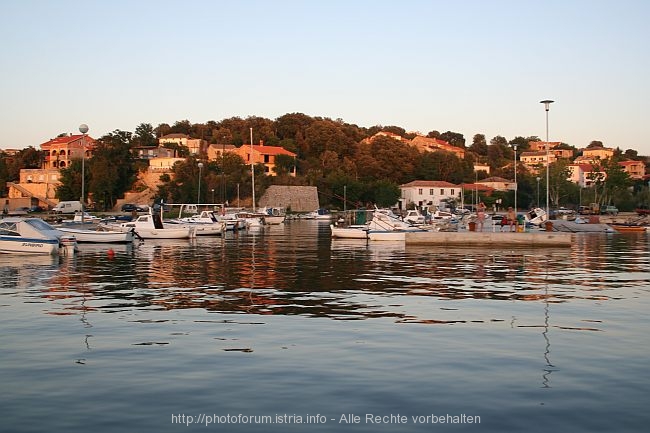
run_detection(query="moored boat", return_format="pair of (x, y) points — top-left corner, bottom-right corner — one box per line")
(330, 224), (369, 239)
(100, 211), (194, 239)
(609, 224), (648, 233)
(259, 207), (286, 225)
(0, 217), (77, 255)
(57, 226), (135, 243)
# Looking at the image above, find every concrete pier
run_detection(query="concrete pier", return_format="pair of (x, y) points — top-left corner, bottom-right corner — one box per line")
(405, 231), (573, 247)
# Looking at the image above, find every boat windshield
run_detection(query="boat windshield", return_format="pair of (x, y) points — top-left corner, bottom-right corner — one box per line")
(26, 218), (57, 232)
(0, 221), (19, 236)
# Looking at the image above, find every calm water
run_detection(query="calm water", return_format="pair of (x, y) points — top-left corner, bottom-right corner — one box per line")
(1, 221), (649, 432)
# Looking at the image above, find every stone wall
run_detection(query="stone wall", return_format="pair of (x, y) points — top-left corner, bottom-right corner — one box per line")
(258, 185), (319, 213)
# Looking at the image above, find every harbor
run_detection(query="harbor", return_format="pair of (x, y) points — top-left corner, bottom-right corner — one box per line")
(1, 220), (649, 433)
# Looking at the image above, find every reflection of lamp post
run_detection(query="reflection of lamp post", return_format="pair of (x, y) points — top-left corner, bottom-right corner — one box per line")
(221, 137), (226, 204)
(540, 100), (554, 218)
(79, 124), (89, 223)
(250, 128), (255, 212)
(511, 143), (518, 212)
(197, 162), (204, 204)
(536, 176), (541, 208)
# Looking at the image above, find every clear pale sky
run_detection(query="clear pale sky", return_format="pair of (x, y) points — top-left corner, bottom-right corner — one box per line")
(1, 0), (648, 154)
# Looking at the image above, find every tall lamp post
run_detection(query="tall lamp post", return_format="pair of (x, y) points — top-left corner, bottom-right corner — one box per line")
(197, 162), (203, 204)
(211, 188), (215, 204)
(511, 143), (518, 213)
(79, 124), (89, 223)
(536, 176), (541, 208)
(540, 99), (554, 218)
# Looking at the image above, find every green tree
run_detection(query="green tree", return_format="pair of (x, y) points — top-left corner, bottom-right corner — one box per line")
(133, 123), (157, 147)
(469, 134), (487, 156)
(87, 132), (138, 210)
(601, 158), (631, 205)
(548, 159), (573, 208)
(55, 159), (83, 201)
(439, 131), (466, 148)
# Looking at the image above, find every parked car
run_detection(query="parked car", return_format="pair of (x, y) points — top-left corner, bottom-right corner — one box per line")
(121, 203), (149, 212)
(121, 203), (138, 212)
(601, 205), (619, 216)
(29, 205), (44, 213)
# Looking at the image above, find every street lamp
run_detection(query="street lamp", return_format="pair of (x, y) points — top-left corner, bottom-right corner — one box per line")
(536, 176), (541, 208)
(211, 188), (215, 204)
(79, 124), (89, 223)
(540, 99), (554, 218)
(511, 143), (518, 213)
(197, 162), (204, 204)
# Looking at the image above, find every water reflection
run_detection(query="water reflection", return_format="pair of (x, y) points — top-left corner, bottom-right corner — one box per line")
(2, 225), (648, 326)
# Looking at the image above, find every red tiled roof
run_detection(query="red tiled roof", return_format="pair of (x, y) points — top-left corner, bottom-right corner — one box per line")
(250, 145), (296, 157)
(618, 160), (643, 166)
(41, 134), (95, 149)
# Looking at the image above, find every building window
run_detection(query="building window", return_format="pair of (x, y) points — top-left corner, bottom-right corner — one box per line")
(429, 189), (434, 195)
(418, 188), (423, 195)
(440, 189), (444, 195)
(450, 189), (455, 195)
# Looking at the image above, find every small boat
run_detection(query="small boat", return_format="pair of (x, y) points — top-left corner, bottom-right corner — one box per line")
(234, 211), (265, 229)
(100, 211), (194, 239)
(367, 211), (427, 241)
(403, 209), (426, 225)
(525, 208), (548, 226)
(0, 217), (77, 255)
(166, 205), (226, 236)
(330, 224), (369, 239)
(57, 226), (135, 243)
(259, 207), (286, 225)
(609, 224), (647, 233)
(303, 208), (332, 220)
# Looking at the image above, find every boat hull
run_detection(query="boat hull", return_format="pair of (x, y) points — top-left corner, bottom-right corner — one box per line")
(0, 236), (59, 255)
(58, 227), (135, 243)
(330, 225), (368, 239)
(610, 224), (647, 233)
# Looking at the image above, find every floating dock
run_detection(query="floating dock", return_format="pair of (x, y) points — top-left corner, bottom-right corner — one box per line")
(404, 231), (573, 247)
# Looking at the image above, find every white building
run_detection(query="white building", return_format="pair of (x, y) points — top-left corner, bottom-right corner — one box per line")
(399, 180), (460, 210)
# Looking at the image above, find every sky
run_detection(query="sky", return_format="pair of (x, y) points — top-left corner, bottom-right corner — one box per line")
(1, 0), (649, 154)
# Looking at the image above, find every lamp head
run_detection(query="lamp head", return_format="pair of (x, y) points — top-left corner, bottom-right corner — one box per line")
(79, 124), (89, 134)
(540, 100), (554, 111)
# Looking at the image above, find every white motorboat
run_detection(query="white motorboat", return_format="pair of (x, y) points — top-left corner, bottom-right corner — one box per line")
(234, 211), (265, 229)
(403, 209), (426, 225)
(525, 207), (548, 226)
(367, 211), (427, 241)
(57, 226), (135, 243)
(330, 224), (369, 239)
(0, 217), (77, 255)
(167, 211), (226, 236)
(303, 208), (332, 220)
(259, 207), (286, 225)
(100, 212), (194, 239)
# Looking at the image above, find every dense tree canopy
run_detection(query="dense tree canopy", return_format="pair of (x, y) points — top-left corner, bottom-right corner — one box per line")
(3, 112), (649, 211)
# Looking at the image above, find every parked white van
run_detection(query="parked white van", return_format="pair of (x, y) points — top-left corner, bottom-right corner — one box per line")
(52, 201), (84, 214)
